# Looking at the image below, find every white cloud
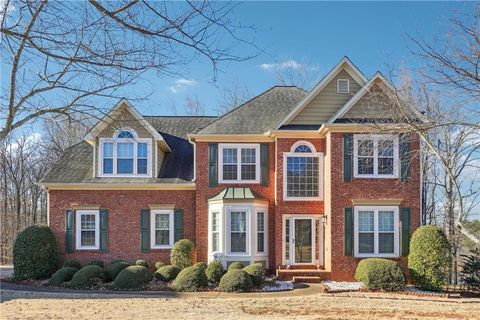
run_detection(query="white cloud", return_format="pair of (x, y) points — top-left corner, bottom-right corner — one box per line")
(8, 132), (41, 150)
(169, 79), (197, 93)
(259, 59), (318, 72)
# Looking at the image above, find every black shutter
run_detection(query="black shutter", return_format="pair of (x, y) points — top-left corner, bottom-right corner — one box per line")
(344, 207), (354, 256)
(140, 209), (150, 253)
(260, 143), (269, 186)
(401, 208), (411, 256)
(400, 134), (411, 182)
(208, 143), (218, 187)
(65, 210), (74, 253)
(174, 208), (184, 243)
(343, 134), (353, 182)
(99, 209), (108, 252)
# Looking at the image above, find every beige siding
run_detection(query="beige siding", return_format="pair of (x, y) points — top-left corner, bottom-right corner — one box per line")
(290, 70), (361, 125)
(343, 80), (397, 119)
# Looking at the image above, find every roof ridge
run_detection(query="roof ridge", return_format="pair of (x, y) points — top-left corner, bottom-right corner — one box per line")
(143, 115), (217, 118)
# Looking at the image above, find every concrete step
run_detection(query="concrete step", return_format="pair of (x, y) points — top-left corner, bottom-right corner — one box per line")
(276, 269), (331, 281)
(292, 276), (323, 283)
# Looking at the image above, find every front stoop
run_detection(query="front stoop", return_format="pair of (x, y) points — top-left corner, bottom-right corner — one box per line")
(292, 276), (323, 283)
(276, 269), (331, 282)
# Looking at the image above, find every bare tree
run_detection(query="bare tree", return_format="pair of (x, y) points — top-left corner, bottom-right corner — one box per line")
(215, 81), (251, 115)
(1, 0), (256, 141)
(184, 94), (205, 116)
(274, 58), (319, 90)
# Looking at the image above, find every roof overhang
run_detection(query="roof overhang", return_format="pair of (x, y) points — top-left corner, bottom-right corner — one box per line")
(42, 183), (195, 191)
(317, 123), (419, 137)
(188, 134), (274, 143)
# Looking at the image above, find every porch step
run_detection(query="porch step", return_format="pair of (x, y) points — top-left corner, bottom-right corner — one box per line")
(292, 276), (323, 283)
(276, 269), (331, 281)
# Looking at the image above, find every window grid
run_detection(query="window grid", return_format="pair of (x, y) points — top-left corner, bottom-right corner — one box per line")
(219, 144), (259, 183)
(286, 157), (319, 198)
(154, 213), (170, 246)
(354, 135), (398, 178)
(211, 212), (220, 252)
(230, 211), (247, 253)
(257, 212), (265, 253)
(103, 142), (113, 174)
(80, 214), (96, 247)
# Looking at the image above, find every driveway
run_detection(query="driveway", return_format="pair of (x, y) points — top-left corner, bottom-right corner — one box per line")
(0, 265), (13, 279)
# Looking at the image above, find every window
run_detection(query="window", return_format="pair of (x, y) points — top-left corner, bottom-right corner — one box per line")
(211, 211), (220, 252)
(337, 79), (350, 93)
(230, 211), (247, 253)
(256, 211), (266, 254)
(219, 144), (260, 183)
(150, 210), (174, 249)
(353, 135), (399, 178)
(98, 129), (152, 177)
(76, 210), (99, 250)
(284, 141), (323, 200)
(354, 206), (399, 257)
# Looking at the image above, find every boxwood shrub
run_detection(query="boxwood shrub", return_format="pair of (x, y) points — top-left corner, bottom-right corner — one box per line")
(170, 239), (194, 269)
(206, 261), (224, 284)
(49, 267), (77, 286)
(112, 265), (153, 290)
(219, 269), (253, 292)
(243, 263), (266, 287)
(108, 259), (126, 267)
(88, 260), (104, 268)
(194, 262), (207, 271)
(70, 265), (106, 288)
(135, 260), (148, 268)
(174, 266), (208, 292)
(154, 261), (165, 271)
(154, 265), (181, 282)
(227, 262), (244, 272)
(106, 261), (130, 281)
(354, 258), (405, 291)
(63, 260), (81, 270)
(408, 225), (451, 291)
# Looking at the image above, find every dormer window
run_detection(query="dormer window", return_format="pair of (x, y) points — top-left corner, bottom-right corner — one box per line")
(98, 128), (152, 177)
(337, 79), (350, 93)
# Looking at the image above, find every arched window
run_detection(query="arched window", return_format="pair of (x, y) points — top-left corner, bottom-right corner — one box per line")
(294, 144), (313, 153)
(290, 141), (316, 153)
(117, 130), (134, 139)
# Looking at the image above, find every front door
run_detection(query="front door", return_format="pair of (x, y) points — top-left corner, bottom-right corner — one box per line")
(293, 218), (313, 264)
(283, 215), (323, 266)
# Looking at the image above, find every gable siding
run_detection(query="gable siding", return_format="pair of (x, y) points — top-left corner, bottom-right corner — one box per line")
(342, 80), (395, 119)
(290, 70), (361, 125)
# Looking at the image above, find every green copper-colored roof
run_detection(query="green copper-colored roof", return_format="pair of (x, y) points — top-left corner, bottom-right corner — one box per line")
(208, 187), (264, 201)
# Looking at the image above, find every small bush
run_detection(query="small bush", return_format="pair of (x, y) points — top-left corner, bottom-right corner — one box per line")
(106, 261), (130, 281)
(154, 261), (165, 271)
(243, 263), (266, 287)
(460, 248), (480, 290)
(63, 260), (81, 270)
(108, 259), (126, 267)
(354, 258), (405, 291)
(88, 260), (104, 268)
(206, 261), (224, 283)
(112, 266), (153, 290)
(13, 225), (59, 280)
(154, 265), (181, 282)
(408, 225), (451, 291)
(49, 267), (77, 286)
(170, 239), (194, 269)
(135, 260), (148, 268)
(219, 269), (253, 292)
(174, 266), (208, 292)
(227, 262), (244, 272)
(70, 265), (106, 288)
(194, 262), (207, 271)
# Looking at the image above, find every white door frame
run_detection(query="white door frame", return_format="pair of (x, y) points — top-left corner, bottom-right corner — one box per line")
(282, 215), (323, 266)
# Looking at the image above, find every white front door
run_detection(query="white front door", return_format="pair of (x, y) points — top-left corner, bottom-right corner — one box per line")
(283, 216), (323, 265)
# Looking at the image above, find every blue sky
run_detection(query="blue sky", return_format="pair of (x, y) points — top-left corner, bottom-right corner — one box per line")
(133, 1), (472, 116)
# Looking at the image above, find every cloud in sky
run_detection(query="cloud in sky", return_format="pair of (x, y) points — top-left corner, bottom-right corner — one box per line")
(259, 59), (317, 71)
(169, 78), (197, 93)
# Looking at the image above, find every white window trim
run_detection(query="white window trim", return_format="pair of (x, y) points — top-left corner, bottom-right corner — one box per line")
(150, 209), (174, 249)
(98, 128), (153, 178)
(218, 143), (260, 184)
(283, 141), (324, 201)
(75, 210), (100, 250)
(337, 79), (350, 93)
(354, 206), (399, 258)
(254, 208), (268, 256)
(226, 206), (251, 255)
(353, 134), (399, 179)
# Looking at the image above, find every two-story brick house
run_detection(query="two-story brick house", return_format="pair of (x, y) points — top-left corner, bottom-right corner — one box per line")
(40, 57), (420, 281)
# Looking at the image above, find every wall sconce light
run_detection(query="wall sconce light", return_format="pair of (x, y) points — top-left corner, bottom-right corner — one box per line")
(321, 215), (328, 225)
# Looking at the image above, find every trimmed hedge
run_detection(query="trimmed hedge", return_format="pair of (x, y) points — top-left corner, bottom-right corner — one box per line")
(243, 263), (266, 287)
(355, 258), (405, 291)
(135, 260), (148, 268)
(194, 262), (207, 271)
(408, 225), (451, 291)
(174, 266), (208, 292)
(88, 260), (104, 268)
(63, 260), (81, 270)
(106, 261), (130, 281)
(154, 261), (165, 271)
(108, 259), (126, 267)
(13, 225), (59, 280)
(49, 267), (77, 286)
(206, 261), (224, 284)
(170, 239), (194, 269)
(112, 266), (152, 290)
(154, 265), (181, 282)
(227, 262), (244, 272)
(70, 265), (106, 288)
(219, 269), (253, 292)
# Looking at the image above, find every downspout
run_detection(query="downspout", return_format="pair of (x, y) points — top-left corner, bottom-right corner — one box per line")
(188, 135), (197, 182)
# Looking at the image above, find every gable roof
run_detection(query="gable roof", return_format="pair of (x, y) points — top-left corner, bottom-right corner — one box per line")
(195, 86), (307, 135)
(277, 57), (368, 128)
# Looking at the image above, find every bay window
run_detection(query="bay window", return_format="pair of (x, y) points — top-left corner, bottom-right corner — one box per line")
(353, 135), (399, 178)
(230, 211), (247, 253)
(219, 144), (260, 183)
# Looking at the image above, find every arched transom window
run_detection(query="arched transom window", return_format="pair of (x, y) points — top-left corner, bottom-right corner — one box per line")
(98, 128), (152, 176)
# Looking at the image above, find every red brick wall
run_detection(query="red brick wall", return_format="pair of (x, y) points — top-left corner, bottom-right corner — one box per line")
(49, 189), (195, 268)
(328, 132), (421, 280)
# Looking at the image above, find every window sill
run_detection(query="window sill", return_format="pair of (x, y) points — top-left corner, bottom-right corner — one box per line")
(98, 174), (152, 178)
(151, 245), (173, 250)
(76, 246), (99, 251)
(283, 197), (322, 201)
(355, 253), (400, 259)
(219, 180), (260, 184)
(353, 174), (399, 179)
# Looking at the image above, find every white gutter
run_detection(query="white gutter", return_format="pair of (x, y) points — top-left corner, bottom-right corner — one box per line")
(188, 134), (197, 182)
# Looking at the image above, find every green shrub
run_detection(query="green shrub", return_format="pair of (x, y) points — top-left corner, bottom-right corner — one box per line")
(13, 225), (59, 280)
(354, 258), (405, 291)
(135, 260), (148, 268)
(460, 248), (480, 290)
(154, 261), (165, 271)
(112, 266), (152, 290)
(49, 267), (77, 286)
(63, 260), (81, 270)
(108, 259), (126, 267)
(106, 261), (130, 281)
(194, 262), (207, 271)
(174, 266), (208, 292)
(219, 269), (253, 292)
(408, 225), (451, 291)
(154, 265), (181, 282)
(227, 262), (244, 272)
(70, 265), (106, 288)
(206, 261), (224, 283)
(170, 239), (194, 269)
(88, 260), (104, 268)
(243, 263), (266, 287)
